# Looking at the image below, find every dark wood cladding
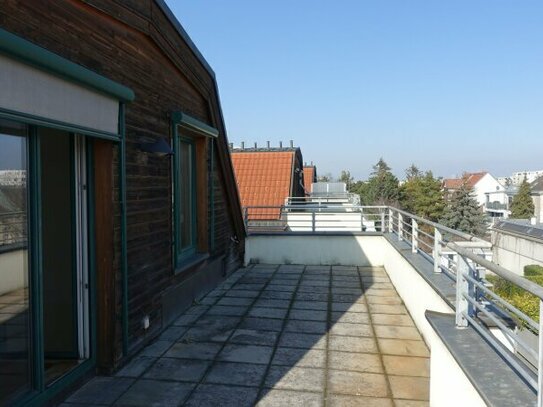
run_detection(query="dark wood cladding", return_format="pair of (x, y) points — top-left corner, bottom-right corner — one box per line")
(0, 0), (245, 367)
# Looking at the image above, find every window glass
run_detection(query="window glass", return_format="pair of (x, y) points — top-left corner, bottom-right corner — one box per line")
(177, 138), (195, 254)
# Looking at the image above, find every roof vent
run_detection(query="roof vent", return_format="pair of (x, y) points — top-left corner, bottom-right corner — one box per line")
(254, 142), (257, 149)
(290, 140), (294, 148)
(241, 141), (245, 150)
(279, 141), (283, 148)
(267, 141), (270, 148)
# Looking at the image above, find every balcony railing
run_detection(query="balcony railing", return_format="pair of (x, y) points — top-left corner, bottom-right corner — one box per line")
(243, 204), (543, 404)
(486, 201), (509, 210)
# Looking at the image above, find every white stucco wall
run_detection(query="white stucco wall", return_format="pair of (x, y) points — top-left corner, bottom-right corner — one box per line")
(0, 249), (28, 295)
(475, 173), (504, 207)
(491, 231), (543, 274)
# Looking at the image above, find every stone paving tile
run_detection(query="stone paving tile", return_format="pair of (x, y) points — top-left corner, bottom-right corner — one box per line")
(298, 285), (329, 293)
(173, 313), (201, 326)
(329, 335), (378, 353)
(279, 332), (327, 349)
(164, 342), (222, 360)
(144, 358), (211, 382)
(329, 322), (373, 337)
(331, 311), (370, 324)
(377, 339), (430, 357)
(289, 309), (327, 321)
(139, 340), (173, 357)
(368, 304), (408, 315)
(292, 300), (328, 310)
(372, 314), (414, 326)
(366, 296), (403, 305)
(388, 375), (430, 401)
(65, 377), (134, 404)
(328, 351), (383, 374)
(374, 325), (422, 340)
(115, 356), (156, 378)
(256, 389), (323, 406)
(382, 355), (430, 377)
(216, 297), (255, 307)
(327, 370), (389, 397)
(249, 307), (288, 319)
(225, 289), (260, 298)
(229, 329), (279, 346)
(159, 325), (189, 341)
(259, 290), (294, 300)
(204, 362), (267, 386)
(218, 344), (274, 364)
(284, 319), (327, 334)
(271, 347), (326, 368)
(264, 366), (325, 392)
(184, 384), (259, 407)
(114, 379), (194, 406)
(326, 394), (394, 407)
(239, 317), (284, 332)
(253, 298), (291, 309)
(393, 399), (430, 406)
(207, 305), (248, 316)
(331, 302), (368, 313)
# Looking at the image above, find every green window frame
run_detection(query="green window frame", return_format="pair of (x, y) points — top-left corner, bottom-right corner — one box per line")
(172, 112), (218, 271)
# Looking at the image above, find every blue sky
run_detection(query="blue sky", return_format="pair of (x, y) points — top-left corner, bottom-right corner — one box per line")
(168, 1), (543, 180)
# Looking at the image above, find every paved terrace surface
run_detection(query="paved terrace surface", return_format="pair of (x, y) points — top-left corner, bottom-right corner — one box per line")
(61, 265), (430, 407)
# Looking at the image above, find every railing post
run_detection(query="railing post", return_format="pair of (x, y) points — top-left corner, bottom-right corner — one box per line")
(398, 213), (403, 241)
(412, 219), (418, 253)
(380, 210), (385, 233)
(388, 208), (393, 233)
(433, 228), (442, 273)
(456, 255), (470, 327)
(538, 299), (543, 407)
(360, 210), (364, 232)
(312, 211), (316, 232)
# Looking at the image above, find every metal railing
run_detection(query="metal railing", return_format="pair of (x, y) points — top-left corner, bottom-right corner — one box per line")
(285, 193), (361, 207)
(485, 201), (508, 211)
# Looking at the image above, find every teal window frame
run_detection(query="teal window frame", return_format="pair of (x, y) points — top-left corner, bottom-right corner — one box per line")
(172, 112), (218, 272)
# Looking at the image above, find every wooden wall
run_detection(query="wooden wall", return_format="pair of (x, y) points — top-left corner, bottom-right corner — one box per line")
(0, 0), (245, 368)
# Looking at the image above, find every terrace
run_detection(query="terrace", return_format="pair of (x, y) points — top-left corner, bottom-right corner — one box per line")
(62, 205), (541, 406)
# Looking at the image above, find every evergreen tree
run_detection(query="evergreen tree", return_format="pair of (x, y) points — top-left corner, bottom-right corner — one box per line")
(360, 158), (399, 205)
(510, 178), (534, 219)
(440, 177), (486, 236)
(400, 169), (445, 222)
(339, 170), (354, 191)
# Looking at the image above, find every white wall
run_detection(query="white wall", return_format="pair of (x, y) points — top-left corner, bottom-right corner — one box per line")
(0, 249), (28, 295)
(491, 231), (543, 274)
(475, 173), (504, 207)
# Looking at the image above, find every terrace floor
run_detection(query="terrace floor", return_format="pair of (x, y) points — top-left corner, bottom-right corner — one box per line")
(62, 265), (430, 407)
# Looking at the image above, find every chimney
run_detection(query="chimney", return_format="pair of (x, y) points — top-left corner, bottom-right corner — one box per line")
(241, 141), (245, 150)
(311, 161), (313, 166)
(290, 140), (294, 148)
(254, 142), (257, 149)
(267, 141), (270, 149)
(279, 141), (283, 148)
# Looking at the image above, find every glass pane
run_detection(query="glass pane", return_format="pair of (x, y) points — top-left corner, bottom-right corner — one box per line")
(0, 120), (31, 403)
(178, 140), (193, 251)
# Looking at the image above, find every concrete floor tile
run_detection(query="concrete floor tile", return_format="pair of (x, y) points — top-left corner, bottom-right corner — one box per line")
(267, 284), (296, 292)
(234, 283), (267, 291)
(289, 309), (327, 321)
(272, 347), (326, 368)
(327, 370), (389, 397)
(331, 294), (365, 303)
(295, 292), (329, 302)
(259, 291), (294, 300)
(393, 400), (429, 406)
(164, 342), (222, 360)
(374, 325), (422, 340)
(382, 355), (430, 377)
(292, 300), (328, 310)
(264, 366), (325, 392)
(65, 377), (134, 404)
(205, 362), (267, 386)
(114, 379), (194, 406)
(331, 287), (363, 295)
(365, 289), (397, 297)
(207, 305), (248, 316)
(182, 326), (233, 343)
(240, 317), (284, 332)
(173, 313), (200, 326)
(279, 332), (327, 349)
(329, 335), (378, 353)
(253, 299), (291, 309)
(217, 297), (254, 307)
(257, 389), (322, 407)
(366, 296), (403, 305)
(115, 356), (156, 378)
(378, 339), (429, 357)
(331, 302), (368, 313)
(328, 351), (383, 374)
(371, 314), (413, 326)
(326, 394), (393, 407)
(229, 329), (279, 346)
(249, 307), (287, 319)
(285, 319), (327, 334)
(388, 375), (430, 400)
(139, 340), (173, 357)
(218, 344), (274, 364)
(329, 322), (373, 337)
(368, 304), (408, 315)
(298, 285), (329, 293)
(331, 312), (370, 324)
(225, 289), (260, 298)
(143, 358), (210, 382)
(159, 325), (188, 341)
(184, 384), (259, 407)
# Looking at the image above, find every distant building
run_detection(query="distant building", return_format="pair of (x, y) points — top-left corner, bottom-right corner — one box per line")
(0, 170), (26, 186)
(231, 142), (305, 219)
(530, 177), (543, 223)
(510, 170), (543, 185)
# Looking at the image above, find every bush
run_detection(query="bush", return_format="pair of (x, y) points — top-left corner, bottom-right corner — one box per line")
(524, 264), (543, 277)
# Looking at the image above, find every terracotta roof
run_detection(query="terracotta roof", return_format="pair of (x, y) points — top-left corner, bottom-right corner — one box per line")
(443, 172), (488, 190)
(303, 166), (317, 193)
(231, 151), (295, 219)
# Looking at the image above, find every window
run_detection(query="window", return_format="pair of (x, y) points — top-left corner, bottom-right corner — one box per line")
(172, 112), (218, 270)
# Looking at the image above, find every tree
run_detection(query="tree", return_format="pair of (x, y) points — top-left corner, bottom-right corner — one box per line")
(510, 177), (534, 219)
(339, 170), (354, 191)
(399, 168), (445, 222)
(317, 173), (332, 183)
(359, 158), (399, 205)
(440, 176), (486, 236)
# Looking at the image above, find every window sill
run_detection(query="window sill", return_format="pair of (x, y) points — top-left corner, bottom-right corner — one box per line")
(174, 252), (209, 275)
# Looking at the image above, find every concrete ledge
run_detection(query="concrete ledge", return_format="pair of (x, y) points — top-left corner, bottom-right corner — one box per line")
(426, 311), (536, 407)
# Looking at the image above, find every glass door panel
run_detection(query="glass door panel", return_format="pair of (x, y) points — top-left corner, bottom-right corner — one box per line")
(0, 120), (31, 404)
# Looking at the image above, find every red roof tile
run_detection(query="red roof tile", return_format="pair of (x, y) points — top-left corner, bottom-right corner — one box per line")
(231, 151), (295, 219)
(303, 166), (316, 193)
(443, 172), (488, 190)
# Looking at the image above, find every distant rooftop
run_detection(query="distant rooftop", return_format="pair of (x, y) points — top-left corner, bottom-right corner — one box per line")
(493, 219), (543, 241)
(443, 172), (488, 190)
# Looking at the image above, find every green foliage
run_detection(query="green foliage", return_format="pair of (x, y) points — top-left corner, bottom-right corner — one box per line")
(317, 173), (332, 182)
(399, 167), (445, 222)
(359, 158), (399, 205)
(487, 274), (542, 324)
(339, 170), (354, 191)
(524, 264), (543, 277)
(440, 176), (486, 236)
(510, 177), (535, 219)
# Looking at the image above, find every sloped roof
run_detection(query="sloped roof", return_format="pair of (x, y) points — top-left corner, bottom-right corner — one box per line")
(443, 172), (488, 189)
(303, 166), (317, 193)
(231, 151), (295, 219)
(531, 176), (543, 192)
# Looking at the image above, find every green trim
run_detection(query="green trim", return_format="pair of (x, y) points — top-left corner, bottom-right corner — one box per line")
(0, 28), (134, 102)
(119, 103), (129, 355)
(172, 111), (219, 138)
(0, 107), (121, 141)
